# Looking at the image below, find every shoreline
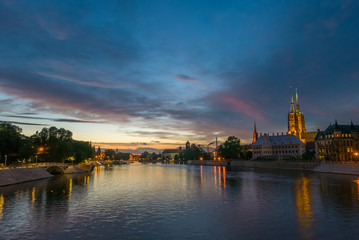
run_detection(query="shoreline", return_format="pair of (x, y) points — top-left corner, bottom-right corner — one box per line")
(187, 160), (359, 176)
(0, 167), (53, 187)
(0, 163), (96, 187)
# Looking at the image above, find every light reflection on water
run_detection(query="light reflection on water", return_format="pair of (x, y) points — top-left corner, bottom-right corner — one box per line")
(1, 164), (359, 239)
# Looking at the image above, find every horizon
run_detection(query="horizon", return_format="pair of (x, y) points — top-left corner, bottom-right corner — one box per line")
(1, 0), (359, 152)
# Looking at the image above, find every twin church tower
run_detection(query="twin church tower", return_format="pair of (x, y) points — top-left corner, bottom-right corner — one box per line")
(252, 86), (308, 144)
(288, 86), (306, 140)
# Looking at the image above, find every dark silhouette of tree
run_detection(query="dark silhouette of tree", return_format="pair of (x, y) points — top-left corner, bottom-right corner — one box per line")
(32, 127), (73, 162)
(218, 136), (242, 160)
(0, 122), (23, 164)
(72, 140), (94, 163)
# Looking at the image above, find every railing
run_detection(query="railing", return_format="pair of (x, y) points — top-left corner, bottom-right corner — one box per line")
(0, 162), (70, 170)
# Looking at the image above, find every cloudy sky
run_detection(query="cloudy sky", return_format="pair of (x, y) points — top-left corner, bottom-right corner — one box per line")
(1, 0), (359, 152)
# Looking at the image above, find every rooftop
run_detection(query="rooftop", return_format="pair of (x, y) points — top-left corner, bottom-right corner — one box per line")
(252, 134), (304, 146)
(316, 122), (359, 140)
(162, 149), (182, 154)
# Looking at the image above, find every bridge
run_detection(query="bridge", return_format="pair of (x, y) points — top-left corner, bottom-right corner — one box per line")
(29, 162), (70, 174)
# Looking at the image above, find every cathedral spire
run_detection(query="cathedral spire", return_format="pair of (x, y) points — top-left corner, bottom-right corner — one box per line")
(252, 120), (258, 144)
(290, 86), (295, 113)
(295, 88), (301, 113)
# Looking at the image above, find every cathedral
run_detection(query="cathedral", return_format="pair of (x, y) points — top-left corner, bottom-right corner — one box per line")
(288, 87), (307, 141)
(251, 87), (316, 145)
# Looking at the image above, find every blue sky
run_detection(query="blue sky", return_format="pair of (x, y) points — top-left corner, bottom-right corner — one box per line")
(1, 0), (359, 152)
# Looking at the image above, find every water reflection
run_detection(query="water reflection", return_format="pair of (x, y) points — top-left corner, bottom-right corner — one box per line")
(31, 187), (36, 208)
(2, 166), (359, 239)
(0, 194), (4, 221)
(295, 176), (314, 240)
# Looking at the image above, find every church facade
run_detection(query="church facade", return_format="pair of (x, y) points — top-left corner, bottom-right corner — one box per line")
(288, 87), (307, 142)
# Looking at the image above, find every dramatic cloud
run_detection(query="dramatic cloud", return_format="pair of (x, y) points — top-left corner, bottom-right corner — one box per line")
(2, 115), (105, 124)
(173, 74), (197, 82)
(1, 0), (359, 147)
(0, 121), (49, 126)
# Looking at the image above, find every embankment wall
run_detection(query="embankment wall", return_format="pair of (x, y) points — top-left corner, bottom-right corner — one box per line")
(188, 160), (359, 176)
(0, 167), (53, 187)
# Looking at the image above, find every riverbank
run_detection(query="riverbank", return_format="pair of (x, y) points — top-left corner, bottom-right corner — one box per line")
(0, 167), (53, 187)
(188, 160), (359, 176)
(0, 163), (96, 187)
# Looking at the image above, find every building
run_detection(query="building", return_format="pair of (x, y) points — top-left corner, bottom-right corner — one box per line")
(288, 87), (307, 141)
(252, 121), (258, 144)
(315, 121), (359, 161)
(252, 133), (306, 160)
(287, 87), (317, 143)
(161, 149), (182, 160)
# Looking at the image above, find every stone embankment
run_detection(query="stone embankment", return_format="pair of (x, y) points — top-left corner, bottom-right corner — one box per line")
(0, 163), (96, 187)
(312, 164), (359, 175)
(230, 161), (319, 170)
(0, 167), (53, 187)
(188, 160), (359, 176)
(187, 160), (227, 166)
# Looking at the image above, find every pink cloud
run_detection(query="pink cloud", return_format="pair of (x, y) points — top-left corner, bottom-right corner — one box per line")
(173, 74), (197, 82)
(218, 94), (264, 121)
(306, 106), (328, 117)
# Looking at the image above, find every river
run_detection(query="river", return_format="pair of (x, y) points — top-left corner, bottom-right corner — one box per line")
(1, 164), (359, 239)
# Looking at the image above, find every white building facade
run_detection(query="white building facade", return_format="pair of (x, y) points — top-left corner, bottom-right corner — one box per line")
(252, 133), (305, 160)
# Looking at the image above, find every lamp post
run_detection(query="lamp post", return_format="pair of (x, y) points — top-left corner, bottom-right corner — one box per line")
(4, 155), (7, 167)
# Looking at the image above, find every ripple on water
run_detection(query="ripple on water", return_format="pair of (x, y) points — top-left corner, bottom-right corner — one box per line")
(1, 165), (359, 239)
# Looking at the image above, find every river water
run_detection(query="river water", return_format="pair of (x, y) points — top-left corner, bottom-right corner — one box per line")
(1, 164), (359, 239)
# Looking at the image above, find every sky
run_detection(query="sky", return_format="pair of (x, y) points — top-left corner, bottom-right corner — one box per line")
(1, 0), (359, 153)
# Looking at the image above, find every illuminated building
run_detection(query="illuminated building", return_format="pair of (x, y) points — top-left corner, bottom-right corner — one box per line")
(288, 87), (307, 140)
(252, 121), (258, 144)
(161, 149), (182, 160)
(287, 87), (317, 144)
(315, 121), (359, 161)
(252, 133), (305, 160)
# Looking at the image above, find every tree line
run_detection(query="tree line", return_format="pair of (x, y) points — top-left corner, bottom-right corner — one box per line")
(0, 122), (94, 165)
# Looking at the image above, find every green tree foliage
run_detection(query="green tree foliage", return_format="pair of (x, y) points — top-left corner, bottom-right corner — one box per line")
(105, 149), (116, 160)
(18, 136), (37, 162)
(0, 123), (94, 164)
(180, 144), (210, 160)
(0, 123), (23, 164)
(32, 126), (73, 162)
(115, 152), (130, 160)
(72, 140), (94, 163)
(302, 150), (315, 161)
(150, 152), (159, 160)
(218, 136), (242, 160)
(140, 151), (150, 160)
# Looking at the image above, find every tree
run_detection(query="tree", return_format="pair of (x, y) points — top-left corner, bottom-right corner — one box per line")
(218, 136), (242, 160)
(105, 149), (116, 160)
(302, 150), (315, 161)
(32, 127), (73, 162)
(140, 151), (150, 160)
(115, 152), (130, 160)
(72, 140), (93, 163)
(150, 152), (159, 160)
(18, 136), (37, 162)
(0, 123), (23, 164)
